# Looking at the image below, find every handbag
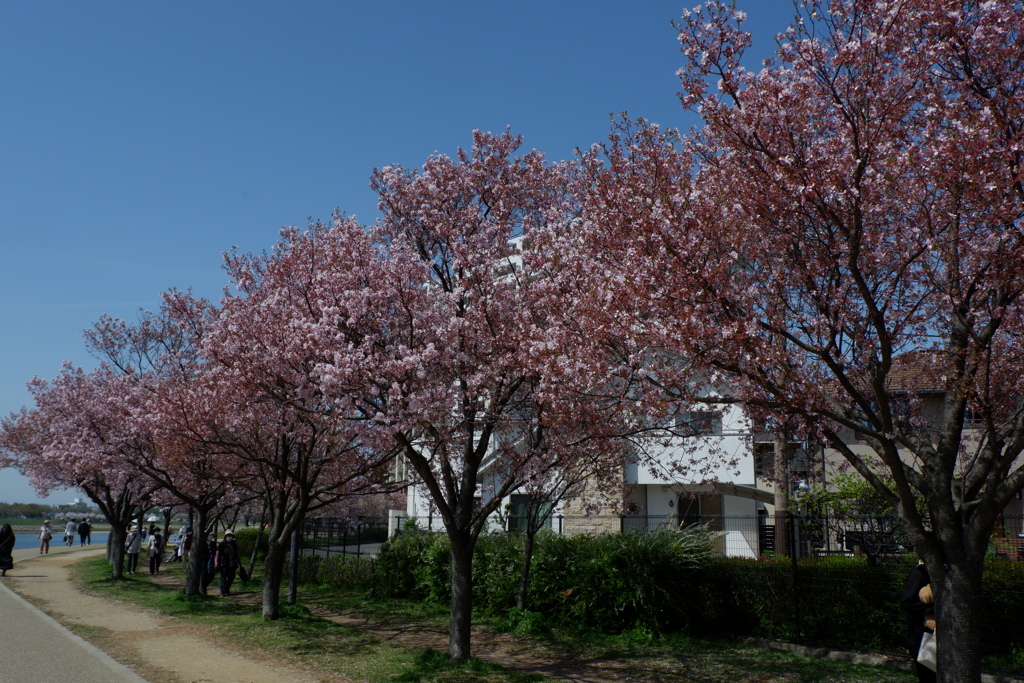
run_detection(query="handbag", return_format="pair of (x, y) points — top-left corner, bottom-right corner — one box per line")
(238, 564), (250, 582)
(917, 630), (937, 672)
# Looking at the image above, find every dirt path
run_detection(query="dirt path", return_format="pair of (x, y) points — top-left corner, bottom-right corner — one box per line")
(11, 548), (632, 682)
(8, 550), (330, 683)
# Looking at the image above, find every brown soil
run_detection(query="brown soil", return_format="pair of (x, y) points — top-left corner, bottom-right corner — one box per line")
(149, 561), (633, 682)
(12, 549), (633, 682)
(9, 550), (326, 683)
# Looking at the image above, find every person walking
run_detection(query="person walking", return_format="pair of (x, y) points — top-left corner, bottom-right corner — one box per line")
(64, 519), (77, 546)
(124, 525), (142, 575)
(900, 560), (937, 682)
(0, 524), (15, 576)
(38, 520), (52, 554)
(181, 529), (193, 564)
(147, 530), (164, 575)
(78, 519), (90, 546)
(215, 531), (240, 597)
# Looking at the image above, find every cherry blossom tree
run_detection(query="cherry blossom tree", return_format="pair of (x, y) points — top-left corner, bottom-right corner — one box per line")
(286, 131), (621, 661)
(0, 366), (160, 578)
(197, 236), (402, 619)
(563, 2), (1024, 679)
(85, 305), (240, 595)
(365, 132), (580, 662)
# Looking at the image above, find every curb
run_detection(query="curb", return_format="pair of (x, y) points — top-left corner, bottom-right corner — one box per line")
(1, 552), (149, 683)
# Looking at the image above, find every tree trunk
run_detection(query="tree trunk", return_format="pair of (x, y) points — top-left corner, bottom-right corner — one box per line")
(261, 535), (288, 619)
(448, 531), (474, 662)
(516, 526), (537, 611)
(107, 521), (129, 579)
(183, 507), (211, 596)
(935, 558), (983, 682)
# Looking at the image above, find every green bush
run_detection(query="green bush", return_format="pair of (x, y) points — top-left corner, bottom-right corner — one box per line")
(331, 527), (1024, 666)
(319, 555), (376, 590)
(232, 527), (268, 561)
(525, 528), (717, 634)
(288, 553), (376, 589)
(698, 555), (908, 650)
(373, 526), (718, 634)
(293, 554), (323, 583)
(373, 530), (447, 599)
(500, 607), (548, 636)
(471, 532), (525, 613)
(980, 560), (1024, 666)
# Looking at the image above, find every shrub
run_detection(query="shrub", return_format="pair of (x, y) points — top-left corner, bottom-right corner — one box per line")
(980, 560), (1024, 662)
(372, 526), (718, 634)
(330, 526), (1024, 666)
(318, 555), (377, 590)
(290, 554), (376, 590)
(471, 532), (524, 613)
(373, 530), (447, 599)
(233, 527), (268, 561)
(293, 554), (322, 583)
(526, 527), (718, 634)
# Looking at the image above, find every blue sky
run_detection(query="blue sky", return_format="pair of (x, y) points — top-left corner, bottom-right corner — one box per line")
(0, 1), (796, 504)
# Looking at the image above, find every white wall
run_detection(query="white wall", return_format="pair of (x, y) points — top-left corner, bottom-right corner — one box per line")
(627, 403), (756, 487)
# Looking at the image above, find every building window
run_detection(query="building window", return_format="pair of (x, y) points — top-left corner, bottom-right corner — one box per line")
(674, 410), (723, 436)
(507, 494), (552, 533)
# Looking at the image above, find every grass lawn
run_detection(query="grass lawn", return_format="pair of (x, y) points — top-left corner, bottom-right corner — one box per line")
(71, 556), (918, 683)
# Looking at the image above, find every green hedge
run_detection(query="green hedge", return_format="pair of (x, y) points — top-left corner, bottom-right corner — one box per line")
(703, 556), (908, 651)
(233, 527), (268, 561)
(290, 554), (377, 590)
(298, 530), (1024, 669)
(370, 527), (718, 634)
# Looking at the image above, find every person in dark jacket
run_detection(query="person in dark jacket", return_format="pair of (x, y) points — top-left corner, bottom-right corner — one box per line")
(215, 531), (240, 597)
(0, 524), (15, 576)
(900, 560), (937, 682)
(78, 519), (91, 546)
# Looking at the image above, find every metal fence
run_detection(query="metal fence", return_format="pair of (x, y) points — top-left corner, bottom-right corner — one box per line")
(304, 511), (1024, 562)
(387, 511), (926, 560)
(299, 517), (389, 560)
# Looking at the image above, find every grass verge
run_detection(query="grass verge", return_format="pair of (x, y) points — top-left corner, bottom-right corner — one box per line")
(70, 556), (546, 682)
(69, 556), (917, 682)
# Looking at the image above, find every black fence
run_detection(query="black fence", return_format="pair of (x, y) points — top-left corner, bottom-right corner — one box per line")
(305, 511), (1024, 563)
(388, 511), (927, 560)
(299, 517), (389, 560)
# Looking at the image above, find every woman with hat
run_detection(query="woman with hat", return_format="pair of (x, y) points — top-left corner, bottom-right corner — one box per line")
(215, 530), (240, 597)
(147, 528), (164, 575)
(38, 520), (52, 554)
(124, 525), (143, 575)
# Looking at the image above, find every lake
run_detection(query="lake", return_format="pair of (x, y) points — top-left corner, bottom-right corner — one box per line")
(15, 533), (109, 551)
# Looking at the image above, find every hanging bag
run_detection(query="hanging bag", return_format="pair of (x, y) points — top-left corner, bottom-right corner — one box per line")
(917, 630), (937, 672)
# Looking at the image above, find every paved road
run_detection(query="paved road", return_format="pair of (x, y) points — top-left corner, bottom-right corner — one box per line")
(0, 545), (147, 683)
